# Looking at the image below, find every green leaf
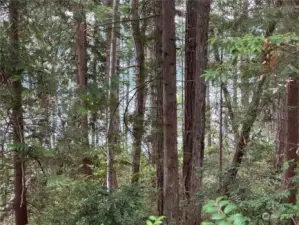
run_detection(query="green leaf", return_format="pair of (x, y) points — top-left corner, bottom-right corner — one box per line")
(233, 216), (246, 225)
(218, 200), (230, 207)
(218, 221), (231, 225)
(229, 213), (246, 224)
(157, 216), (165, 220)
(216, 196), (227, 203)
(149, 216), (156, 221)
(201, 222), (215, 225)
(204, 206), (219, 214)
(146, 220), (153, 225)
(224, 204), (237, 214)
(211, 213), (226, 220)
(229, 213), (242, 220)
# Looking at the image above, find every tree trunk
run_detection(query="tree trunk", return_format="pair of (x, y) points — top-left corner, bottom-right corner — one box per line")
(218, 82), (223, 188)
(91, 20), (100, 148)
(107, 0), (120, 190)
(188, 0), (211, 224)
(75, 8), (91, 175)
(105, 0), (112, 81)
(221, 18), (277, 191)
(154, 0), (163, 215)
(275, 94), (286, 170)
(76, 19), (88, 137)
(282, 77), (298, 218)
(206, 82), (212, 147)
(162, 0), (179, 224)
(223, 76), (267, 192)
(183, 0), (197, 214)
(281, 3), (299, 224)
(9, 0), (28, 224)
(131, 0), (146, 184)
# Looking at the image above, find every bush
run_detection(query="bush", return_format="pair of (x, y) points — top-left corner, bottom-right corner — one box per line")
(29, 176), (151, 225)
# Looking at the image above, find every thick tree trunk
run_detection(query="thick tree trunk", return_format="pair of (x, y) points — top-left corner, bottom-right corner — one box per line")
(162, 0), (179, 224)
(282, 77), (298, 216)
(107, 0), (120, 190)
(9, 0), (28, 224)
(131, 0), (146, 184)
(188, 0), (211, 224)
(154, 0), (163, 215)
(183, 0), (197, 212)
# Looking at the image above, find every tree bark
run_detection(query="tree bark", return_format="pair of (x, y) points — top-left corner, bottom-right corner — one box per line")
(281, 2), (299, 224)
(9, 0), (28, 224)
(131, 0), (146, 184)
(183, 0), (197, 212)
(75, 7), (91, 175)
(162, 0), (179, 224)
(282, 77), (298, 216)
(218, 82), (223, 188)
(206, 82), (212, 147)
(107, 0), (120, 190)
(188, 0), (211, 224)
(105, 0), (112, 81)
(275, 94), (286, 170)
(154, 0), (164, 216)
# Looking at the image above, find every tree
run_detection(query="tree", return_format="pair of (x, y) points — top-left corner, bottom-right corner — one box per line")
(74, 3), (92, 175)
(162, 0), (179, 224)
(107, 0), (120, 190)
(183, 0), (197, 214)
(9, 0), (28, 224)
(131, 0), (146, 184)
(282, 77), (298, 214)
(188, 0), (211, 224)
(153, 0), (164, 216)
(281, 3), (299, 225)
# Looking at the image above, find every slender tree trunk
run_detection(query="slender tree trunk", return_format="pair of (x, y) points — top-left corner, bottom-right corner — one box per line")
(223, 76), (267, 192)
(107, 0), (120, 190)
(75, 8), (91, 175)
(240, 59), (250, 108)
(162, 0), (179, 224)
(131, 0), (146, 184)
(105, 0), (112, 80)
(9, 0), (28, 224)
(154, 0), (163, 215)
(221, 19), (277, 191)
(124, 53), (131, 150)
(183, 1), (197, 214)
(91, 22), (99, 147)
(206, 82), (212, 147)
(218, 82), (223, 188)
(282, 77), (298, 222)
(75, 18), (88, 138)
(188, 0), (211, 224)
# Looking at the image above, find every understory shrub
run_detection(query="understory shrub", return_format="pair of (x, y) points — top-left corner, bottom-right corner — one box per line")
(29, 176), (151, 225)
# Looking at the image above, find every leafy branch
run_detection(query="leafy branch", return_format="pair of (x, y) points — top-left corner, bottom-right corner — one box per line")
(201, 197), (248, 225)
